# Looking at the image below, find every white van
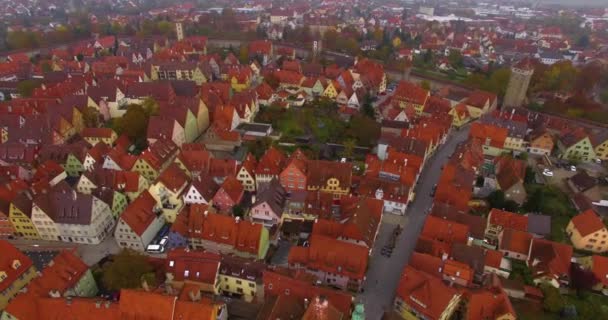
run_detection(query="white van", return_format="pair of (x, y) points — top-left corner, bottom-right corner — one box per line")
(146, 244), (164, 254)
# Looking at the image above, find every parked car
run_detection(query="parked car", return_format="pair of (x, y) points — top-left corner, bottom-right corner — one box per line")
(430, 185), (437, 197)
(570, 165), (577, 172)
(146, 244), (165, 254)
(542, 169), (554, 177)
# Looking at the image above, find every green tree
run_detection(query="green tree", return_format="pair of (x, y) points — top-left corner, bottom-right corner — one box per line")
(341, 139), (356, 159)
(115, 104), (150, 145)
(346, 115), (381, 147)
(82, 107), (101, 128)
(141, 97), (159, 116)
(541, 284), (564, 313)
(102, 249), (154, 291)
(16, 80), (41, 97)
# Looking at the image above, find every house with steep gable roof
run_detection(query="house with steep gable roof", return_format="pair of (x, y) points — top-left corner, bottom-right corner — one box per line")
(148, 163), (190, 223)
(0, 241), (37, 310)
(527, 238), (573, 288)
(250, 178), (287, 228)
(566, 209), (608, 253)
(212, 176), (244, 213)
(393, 266), (461, 320)
(114, 191), (165, 251)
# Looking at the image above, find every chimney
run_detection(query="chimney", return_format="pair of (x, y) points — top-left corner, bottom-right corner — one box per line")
(49, 290), (61, 298)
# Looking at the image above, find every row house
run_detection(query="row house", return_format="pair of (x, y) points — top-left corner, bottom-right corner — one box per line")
(218, 255), (266, 303)
(2, 250), (98, 320)
(469, 122), (508, 156)
(250, 179), (287, 228)
(306, 160), (352, 199)
(480, 112), (527, 152)
(76, 168), (148, 202)
(557, 127), (596, 162)
(409, 252), (475, 288)
(288, 234), (369, 292)
(433, 163), (475, 214)
(212, 176), (245, 213)
(114, 191), (165, 251)
(416, 215), (470, 258)
(255, 147), (287, 190)
(248, 40), (274, 66)
(393, 265), (462, 320)
(183, 175), (220, 206)
(311, 196), (383, 249)
(0, 241), (37, 310)
(132, 139), (179, 182)
(38, 141), (90, 177)
(485, 208), (529, 243)
(82, 142), (110, 172)
(165, 249), (221, 295)
(279, 149), (308, 193)
(172, 205), (270, 260)
(392, 81), (430, 116)
(150, 62), (210, 85)
(31, 183), (115, 244)
(147, 116), (186, 147)
(8, 192), (39, 240)
(236, 153), (257, 192)
(262, 269), (354, 317)
(592, 131), (608, 161)
(148, 164), (190, 223)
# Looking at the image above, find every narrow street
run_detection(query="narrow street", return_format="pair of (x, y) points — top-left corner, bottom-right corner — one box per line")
(358, 126), (471, 319)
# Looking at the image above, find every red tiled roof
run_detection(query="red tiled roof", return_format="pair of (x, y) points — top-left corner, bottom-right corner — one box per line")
(570, 209), (606, 238)
(157, 163), (189, 193)
(119, 191), (159, 236)
(466, 286), (515, 320)
(262, 269), (353, 315)
(527, 238), (573, 280)
(494, 156), (526, 191)
(591, 255), (608, 286)
(165, 249), (220, 285)
(421, 215), (469, 245)
(395, 266), (459, 320)
(256, 147), (286, 176)
(311, 197), (382, 247)
(489, 209), (528, 232)
(393, 80), (429, 106)
(217, 176), (244, 203)
(25, 250), (88, 297)
(469, 122), (507, 148)
(443, 259), (474, 284)
(288, 234), (369, 280)
(0, 240), (34, 292)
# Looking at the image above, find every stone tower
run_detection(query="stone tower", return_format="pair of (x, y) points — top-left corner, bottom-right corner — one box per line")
(503, 58), (534, 108)
(175, 22), (184, 41)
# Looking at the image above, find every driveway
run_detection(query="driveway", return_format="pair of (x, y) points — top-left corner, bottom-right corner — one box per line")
(357, 126), (470, 318)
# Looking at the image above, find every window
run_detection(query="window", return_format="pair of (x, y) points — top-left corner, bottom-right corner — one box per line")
(169, 261), (174, 267)
(184, 270), (190, 277)
(236, 280), (242, 285)
(248, 283), (255, 288)
(237, 288), (243, 293)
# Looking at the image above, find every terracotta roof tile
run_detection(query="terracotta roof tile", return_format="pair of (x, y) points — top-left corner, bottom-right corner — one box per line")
(288, 234), (369, 280)
(570, 209), (606, 238)
(395, 266), (460, 320)
(489, 209), (528, 232)
(119, 191), (160, 236)
(0, 240), (34, 292)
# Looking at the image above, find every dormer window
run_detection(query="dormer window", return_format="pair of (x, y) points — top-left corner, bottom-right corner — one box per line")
(12, 260), (21, 270)
(0, 272), (7, 282)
